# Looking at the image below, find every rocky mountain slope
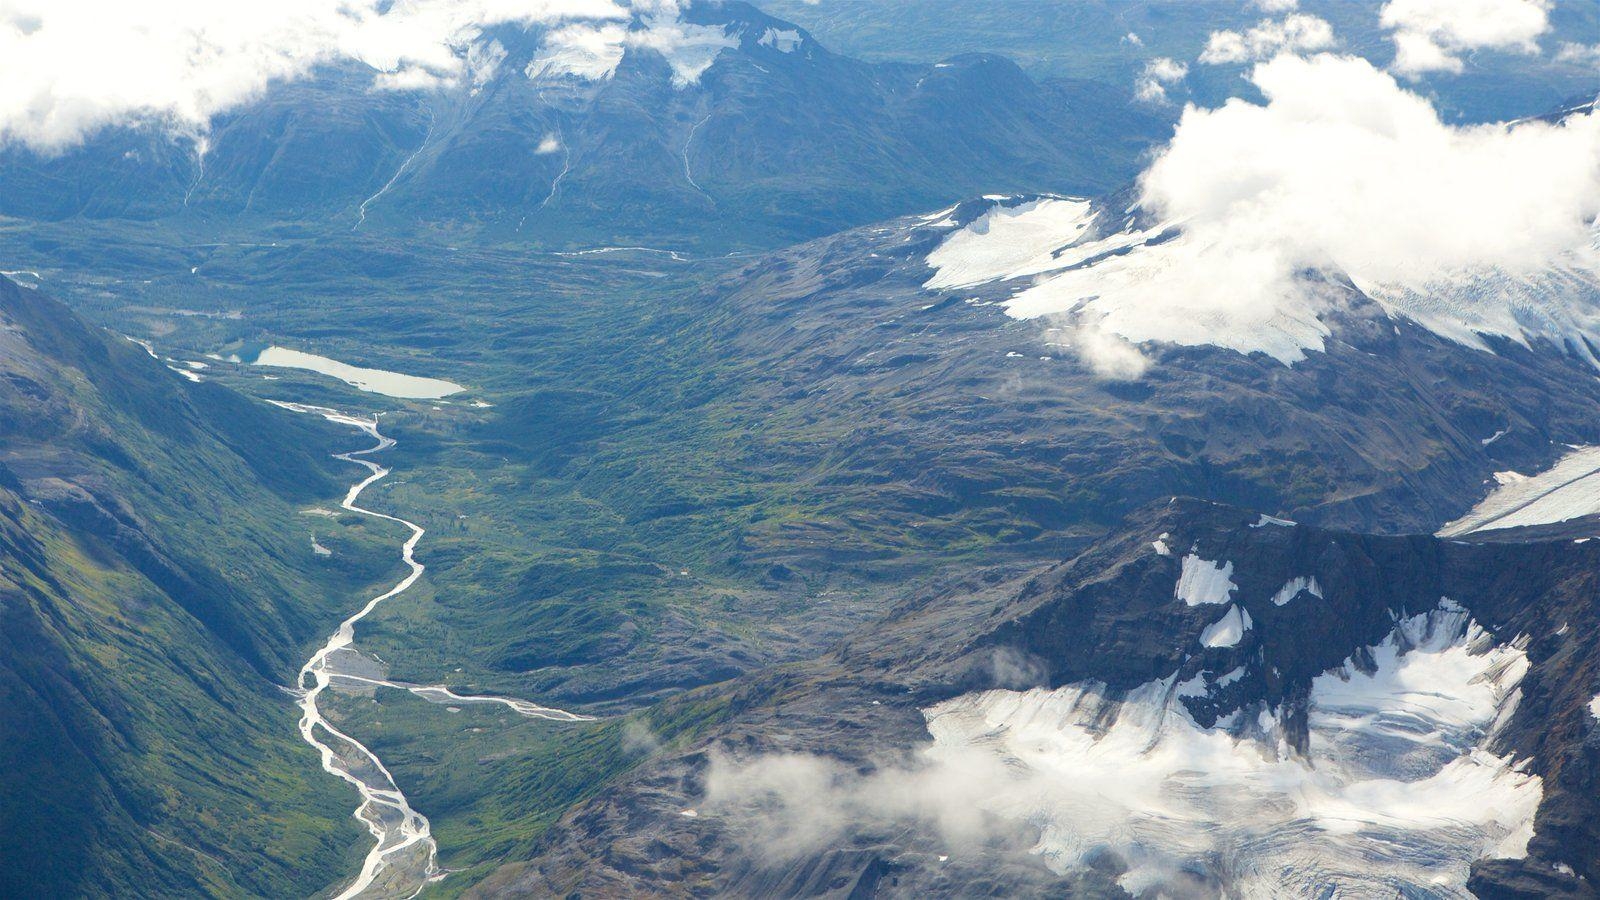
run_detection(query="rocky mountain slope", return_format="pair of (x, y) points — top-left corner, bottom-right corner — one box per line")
(675, 191), (1600, 545)
(0, 275), (397, 897)
(469, 497), (1600, 898)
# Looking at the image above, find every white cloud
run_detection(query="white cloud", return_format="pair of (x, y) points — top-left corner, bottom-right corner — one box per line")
(1102, 53), (1600, 365)
(1061, 322), (1149, 380)
(1134, 57), (1188, 103)
(1121, 31), (1143, 47)
(926, 52), (1600, 374)
(374, 35), (508, 92)
(525, 1), (736, 88)
(0, 0), (630, 153)
(625, 14), (737, 85)
(1253, 0), (1299, 10)
(1200, 14), (1336, 65)
(705, 606), (1538, 894)
(526, 21), (628, 80)
(1554, 41), (1600, 67)
(1380, 0), (1550, 76)
(620, 719), (661, 755)
(466, 38), (509, 89)
(373, 65), (452, 93)
(1140, 53), (1599, 289)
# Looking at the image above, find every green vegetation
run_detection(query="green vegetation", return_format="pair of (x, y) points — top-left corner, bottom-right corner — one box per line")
(0, 212), (1101, 893)
(0, 279), (420, 897)
(3, 187), (1553, 891)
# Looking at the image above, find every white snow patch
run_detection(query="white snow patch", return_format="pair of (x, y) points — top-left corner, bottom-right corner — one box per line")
(924, 198), (1094, 291)
(1270, 575), (1323, 606)
(1252, 513), (1296, 527)
(1152, 535), (1172, 556)
(1176, 555), (1237, 606)
(1200, 605), (1252, 648)
(1482, 428), (1509, 446)
(1439, 446), (1600, 536)
(1589, 695), (1600, 721)
(757, 27), (802, 52)
(1174, 672), (1210, 698)
(913, 204), (960, 230)
(1350, 254), (1600, 367)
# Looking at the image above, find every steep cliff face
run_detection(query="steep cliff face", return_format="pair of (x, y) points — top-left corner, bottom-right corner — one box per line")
(0, 276), (392, 897)
(470, 498), (1600, 898)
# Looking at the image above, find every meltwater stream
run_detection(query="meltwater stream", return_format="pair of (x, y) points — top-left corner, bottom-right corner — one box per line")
(275, 402), (593, 899)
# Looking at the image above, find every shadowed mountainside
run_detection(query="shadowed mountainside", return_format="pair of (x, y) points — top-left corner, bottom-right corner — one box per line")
(0, 276), (402, 897)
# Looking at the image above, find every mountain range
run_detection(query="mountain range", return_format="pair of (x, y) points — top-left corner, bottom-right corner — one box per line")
(0, 2), (1163, 252)
(3, 0), (1600, 897)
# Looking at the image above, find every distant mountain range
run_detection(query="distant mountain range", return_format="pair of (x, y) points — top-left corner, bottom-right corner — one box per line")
(0, 2), (1164, 252)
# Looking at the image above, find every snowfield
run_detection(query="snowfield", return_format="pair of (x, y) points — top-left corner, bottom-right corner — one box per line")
(1438, 445), (1600, 536)
(922, 601), (1539, 897)
(1175, 554), (1237, 606)
(923, 198), (1094, 290)
(1199, 604), (1252, 647)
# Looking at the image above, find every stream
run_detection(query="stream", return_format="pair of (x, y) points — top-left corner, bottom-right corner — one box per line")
(276, 401), (593, 899)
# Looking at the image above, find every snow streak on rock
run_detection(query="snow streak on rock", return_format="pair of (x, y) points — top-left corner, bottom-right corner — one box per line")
(1175, 554), (1237, 606)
